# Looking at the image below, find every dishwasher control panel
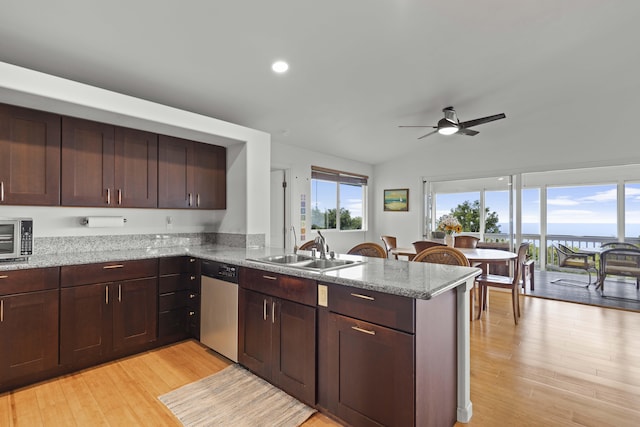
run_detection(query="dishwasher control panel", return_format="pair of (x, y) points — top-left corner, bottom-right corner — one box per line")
(201, 260), (239, 283)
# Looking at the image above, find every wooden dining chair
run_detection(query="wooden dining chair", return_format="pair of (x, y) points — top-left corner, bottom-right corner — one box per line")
(347, 242), (387, 258)
(412, 246), (476, 319)
(412, 246), (470, 266)
(412, 240), (446, 254)
(454, 235), (480, 249)
(476, 243), (529, 324)
(380, 235), (397, 259)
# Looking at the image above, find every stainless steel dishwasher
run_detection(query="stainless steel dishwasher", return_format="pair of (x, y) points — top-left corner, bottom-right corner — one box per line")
(200, 260), (239, 362)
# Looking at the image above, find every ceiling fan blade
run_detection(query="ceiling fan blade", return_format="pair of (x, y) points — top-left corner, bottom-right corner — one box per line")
(398, 125), (437, 128)
(458, 128), (479, 136)
(417, 130), (438, 139)
(459, 113), (506, 129)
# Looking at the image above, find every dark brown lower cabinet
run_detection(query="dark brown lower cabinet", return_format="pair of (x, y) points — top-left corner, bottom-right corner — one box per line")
(0, 289), (59, 384)
(238, 287), (316, 405)
(327, 313), (415, 427)
(60, 276), (157, 369)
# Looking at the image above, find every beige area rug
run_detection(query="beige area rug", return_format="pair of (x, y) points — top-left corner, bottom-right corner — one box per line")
(158, 364), (316, 427)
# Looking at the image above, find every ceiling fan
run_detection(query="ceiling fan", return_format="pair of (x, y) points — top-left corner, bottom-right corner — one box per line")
(399, 106), (506, 139)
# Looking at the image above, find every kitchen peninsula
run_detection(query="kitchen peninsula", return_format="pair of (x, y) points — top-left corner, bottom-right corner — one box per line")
(0, 243), (480, 426)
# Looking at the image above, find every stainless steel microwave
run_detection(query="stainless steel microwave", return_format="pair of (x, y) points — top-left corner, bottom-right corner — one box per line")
(0, 218), (33, 260)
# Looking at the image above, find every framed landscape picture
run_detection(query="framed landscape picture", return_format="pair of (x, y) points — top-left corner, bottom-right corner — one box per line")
(384, 188), (409, 211)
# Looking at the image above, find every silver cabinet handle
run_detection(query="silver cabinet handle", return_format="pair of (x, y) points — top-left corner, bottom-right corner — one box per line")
(189, 293), (197, 299)
(189, 311), (196, 316)
(0, 181), (4, 202)
(118, 284), (122, 302)
(272, 301), (276, 324)
(106, 188), (111, 205)
(103, 264), (124, 269)
(188, 193), (192, 207)
(105, 285), (109, 304)
(196, 193), (200, 207)
(190, 275), (196, 281)
(118, 189), (122, 205)
(0, 275), (8, 279)
(262, 275), (277, 281)
(189, 258), (196, 263)
(263, 299), (268, 320)
(350, 293), (375, 301)
(1, 299), (3, 322)
(352, 326), (376, 335)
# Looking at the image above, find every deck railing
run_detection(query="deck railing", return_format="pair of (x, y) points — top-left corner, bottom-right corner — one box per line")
(483, 233), (640, 270)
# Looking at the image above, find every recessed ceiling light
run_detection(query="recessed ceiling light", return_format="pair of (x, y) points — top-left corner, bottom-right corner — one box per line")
(272, 61), (289, 73)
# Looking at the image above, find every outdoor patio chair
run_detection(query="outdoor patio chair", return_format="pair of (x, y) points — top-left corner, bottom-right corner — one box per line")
(598, 247), (640, 294)
(552, 244), (598, 287)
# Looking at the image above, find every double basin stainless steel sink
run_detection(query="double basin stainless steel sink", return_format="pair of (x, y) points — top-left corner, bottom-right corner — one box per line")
(250, 253), (364, 272)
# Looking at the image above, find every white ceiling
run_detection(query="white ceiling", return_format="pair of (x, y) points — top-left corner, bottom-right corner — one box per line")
(1, 1), (639, 165)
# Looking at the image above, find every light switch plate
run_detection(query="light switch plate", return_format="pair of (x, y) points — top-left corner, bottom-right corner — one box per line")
(318, 284), (328, 307)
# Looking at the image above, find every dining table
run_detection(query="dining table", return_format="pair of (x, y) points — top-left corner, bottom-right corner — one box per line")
(391, 246), (518, 271)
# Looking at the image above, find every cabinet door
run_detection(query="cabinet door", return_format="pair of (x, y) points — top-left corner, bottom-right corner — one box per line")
(158, 135), (191, 208)
(0, 290), (59, 382)
(61, 117), (115, 206)
(113, 277), (158, 352)
(272, 298), (316, 405)
(238, 288), (272, 379)
(114, 127), (158, 208)
(328, 313), (415, 427)
(0, 103), (61, 205)
(193, 142), (226, 209)
(60, 283), (112, 368)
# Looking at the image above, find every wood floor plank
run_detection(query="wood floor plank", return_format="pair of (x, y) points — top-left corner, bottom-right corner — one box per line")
(4, 291), (640, 426)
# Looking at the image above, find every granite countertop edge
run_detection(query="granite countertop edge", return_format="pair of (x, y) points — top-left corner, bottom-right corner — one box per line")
(0, 244), (481, 300)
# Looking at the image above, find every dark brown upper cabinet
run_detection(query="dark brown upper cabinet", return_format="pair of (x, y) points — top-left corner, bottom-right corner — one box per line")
(158, 135), (226, 209)
(61, 117), (158, 208)
(0, 103), (61, 206)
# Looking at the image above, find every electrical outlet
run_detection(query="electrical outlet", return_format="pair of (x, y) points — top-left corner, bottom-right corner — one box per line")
(166, 216), (173, 230)
(318, 284), (328, 307)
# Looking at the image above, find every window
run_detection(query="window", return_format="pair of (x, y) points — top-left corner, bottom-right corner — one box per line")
(311, 166), (367, 231)
(625, 182), (640, 239)
(546, 184), (617, 237)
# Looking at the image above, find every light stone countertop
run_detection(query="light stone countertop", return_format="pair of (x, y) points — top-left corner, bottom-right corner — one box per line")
(0, 244), (481, 300)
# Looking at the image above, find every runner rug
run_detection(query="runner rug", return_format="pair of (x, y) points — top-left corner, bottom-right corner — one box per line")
(158, 364), (316, 427)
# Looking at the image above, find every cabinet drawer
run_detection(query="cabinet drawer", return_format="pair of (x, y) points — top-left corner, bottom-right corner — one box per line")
(158, 308), (188, 337)
(61, 259), (158, 287)
(240, 267), (316, 306)
(327, 284), (415, 333)
(0, 267), (59, 295)
(159, 273), (198, 293)
(159, 256), (199, 275)
(159, 289), (199, 311)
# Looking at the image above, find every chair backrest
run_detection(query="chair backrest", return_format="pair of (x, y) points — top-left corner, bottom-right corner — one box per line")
(380, 235), (397, 254)
(412, 240), (446, 253)
(412, 246), (470, 266)
(347, 242), (388, 258)
(454, 235), (480, 248)
(601, 247), (640, 271)
(299, 240), (321, 250)
(512, 243), (530, 285)
(601, 242), (638, 250)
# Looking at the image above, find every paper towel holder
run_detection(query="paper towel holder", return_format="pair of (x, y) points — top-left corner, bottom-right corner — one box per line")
(81, 216), (128, 227)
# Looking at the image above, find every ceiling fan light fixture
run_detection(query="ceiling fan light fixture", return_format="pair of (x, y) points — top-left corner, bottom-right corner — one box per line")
(437, 118), (459, 135)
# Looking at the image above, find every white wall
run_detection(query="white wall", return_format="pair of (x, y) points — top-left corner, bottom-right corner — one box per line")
(271, 141), (374, 254)
(0, 62), (271, 240)
(372, 132), (640, 249)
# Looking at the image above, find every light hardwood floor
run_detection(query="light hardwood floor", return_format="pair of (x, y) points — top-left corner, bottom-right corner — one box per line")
(2, 291), (639, 426)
